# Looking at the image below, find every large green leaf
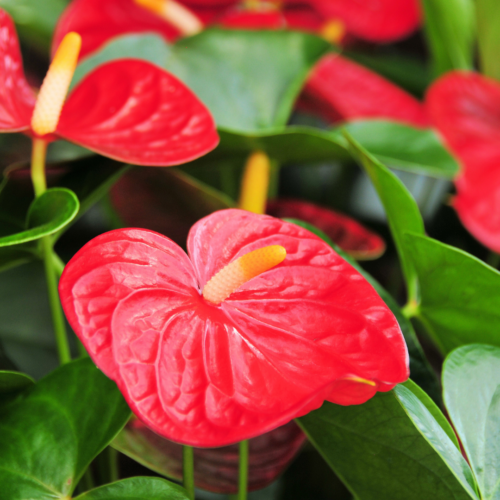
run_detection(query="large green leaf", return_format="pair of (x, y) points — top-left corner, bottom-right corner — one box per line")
(476, 0), (500, 81)
(286, 218), (440, 404)
(0, 358), (130, 499)
(404, 233), (500, 354)
(74, 477), (189, 500)
(0, 188), (79, 247)
(337, 120), (459, 178)
(343, 132), (425, 303)
(0, 0), (66, 50)
(0, 370), (34, 394)
(298, 388), (474, 500)
(443, 344), (500, 500)
(395, 382), (479, 499)
(420, 0), (475, 75)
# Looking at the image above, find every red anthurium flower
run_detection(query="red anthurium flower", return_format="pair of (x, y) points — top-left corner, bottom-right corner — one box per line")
(119, 418), (305, 493)
(427, 71), (500, 253)
(59, 209), (409, 447)
(0, 9), (218, 166)
(267, 199), (386, 260)
(299, 54), (430, 128)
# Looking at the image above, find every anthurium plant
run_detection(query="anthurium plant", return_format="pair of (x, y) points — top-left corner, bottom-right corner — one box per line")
(0, 1), (499, 499)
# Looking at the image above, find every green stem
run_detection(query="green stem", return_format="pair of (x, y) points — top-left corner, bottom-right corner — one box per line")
(52, 251), (65, 278)
(237, 440), (249, 500)
(31, 138), (71, 365)
(183, 445), (195, 500)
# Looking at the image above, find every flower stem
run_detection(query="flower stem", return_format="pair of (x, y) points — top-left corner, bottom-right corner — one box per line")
(183, 445), (195, 500)
(237, 440), (249, 500)
(30, 138), (71, 365)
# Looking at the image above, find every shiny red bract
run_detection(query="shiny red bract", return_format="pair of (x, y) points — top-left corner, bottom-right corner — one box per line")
(59, 209), (409, 447)
(0, 9), (218, 166)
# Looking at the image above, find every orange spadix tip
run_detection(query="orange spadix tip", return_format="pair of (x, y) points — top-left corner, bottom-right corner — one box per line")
(202, 245), (286, 304)
(321, 19), (346, 44)
(345, 377), (376, 387)
(135, 0), (203, 35)
(31, 32), (81, 136)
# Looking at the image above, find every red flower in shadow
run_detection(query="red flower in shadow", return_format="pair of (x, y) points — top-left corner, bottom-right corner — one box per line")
(59, 209), (409, 447)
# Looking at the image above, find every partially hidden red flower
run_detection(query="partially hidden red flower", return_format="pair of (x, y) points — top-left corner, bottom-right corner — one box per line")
(117, 418), (306, 493)
(267, 199), (386, 260)
(59, 209), (409, 447)
(427, 71), (500, 253)
(0, 9), (218, 166)
(299, 54), (430, 128)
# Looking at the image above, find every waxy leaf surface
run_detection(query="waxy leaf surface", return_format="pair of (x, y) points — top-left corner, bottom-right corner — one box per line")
(443, 345), (500, 500)
(0, 370), (34, 394)
(404, 233), (500, 354)
(298, 384), (473, 500)
(60, 209), (408, 447)
(73, 477), (189, 500)
(0, 358), (130, 499)
(114, 419), (305, 494)
(0, 187), (79, 247)
(344, 133), (425, 303)
(58, 59), (218, 166)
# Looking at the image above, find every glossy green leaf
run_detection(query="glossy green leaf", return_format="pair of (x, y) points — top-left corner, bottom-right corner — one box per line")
(298, 389), (473, 500)
(336, 120), (459, 178)
(444, 344), (500, 500)
(0, 188), (79, 247)
(0, 358), (130, 499)
(0, 370), (34, 394)
(404, 233), (500, 354)
(286, 218), (440, 404)
(74, 477), (189, 500)
(343, 132), (425, 303)
(0, 0), (66, 51)
(476, 0), (500, 81)
(395, 382), (479, 499)
(420, 0), (475, 75)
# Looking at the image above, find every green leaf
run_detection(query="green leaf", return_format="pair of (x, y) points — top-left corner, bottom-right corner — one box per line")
(395, 381), (479, 499)
(420, 0), (475, 76)
(74, 477), (189, 500)
(336, 120), (459, 178)
(74, 31), (331, 133)
(443, 344), (500, 499)
(404, 233), (500, 354)
(298, 390), (474, 500)
(343, 132), (425, 303)
(0, 370), (34, 394)
(476, 0), (500, 81)
(0, 188), (79, 247)
(285, 218), (440, 404)
(0, 0), (66, 51)
(0, 358), (130, 499)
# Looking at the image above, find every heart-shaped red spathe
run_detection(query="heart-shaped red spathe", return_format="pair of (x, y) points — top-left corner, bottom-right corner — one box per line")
(56, 59), (218, 166)
(310, 0), (421, 42)
(60, 209), (408, 447)
(300, 54), (430, 127)
(0, 10), (36, 132)
(427, 71), (500, 252)
(266, 199), (386, 260)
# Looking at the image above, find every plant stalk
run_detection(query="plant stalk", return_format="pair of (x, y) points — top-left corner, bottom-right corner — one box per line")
(183, 445), (195, 500)
(237, 440), (249, 500)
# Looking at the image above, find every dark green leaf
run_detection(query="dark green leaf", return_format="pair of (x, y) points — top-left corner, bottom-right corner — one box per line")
(443, 344), (500, 499)
(336, 120), (459, 178)
(476, 0), (500, 81)
(74, 477), (189, 500)
(0, 358), (130, 499)
(404, 233), (500, 354)
(0, 0), (66, 51)
(343, 132), (425, 303)
(395, 382), (479, 499)
(420, 0), (475, 75)
(285, 218), (440, 404)
(0, 370), (34, 394)
(0, 188), (79, 247)
(298, 390), (474, 500)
